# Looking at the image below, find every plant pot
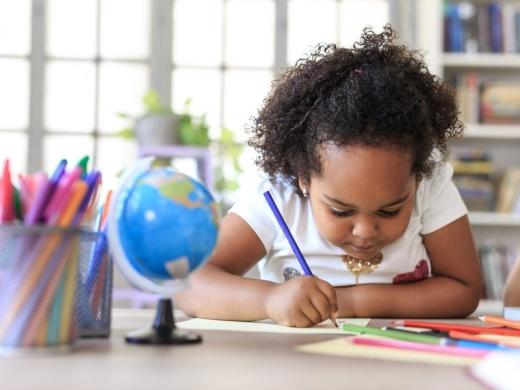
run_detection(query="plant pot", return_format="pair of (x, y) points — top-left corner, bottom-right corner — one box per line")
(135, 114), (180, 147)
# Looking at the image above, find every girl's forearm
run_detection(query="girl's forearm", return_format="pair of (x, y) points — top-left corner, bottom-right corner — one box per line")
(336, 276), (480, 318)
(175, 263), (277, 321)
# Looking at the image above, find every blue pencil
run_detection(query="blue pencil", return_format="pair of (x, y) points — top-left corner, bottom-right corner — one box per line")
(263, 191), (338, 327)
(263, 191), (313, 276)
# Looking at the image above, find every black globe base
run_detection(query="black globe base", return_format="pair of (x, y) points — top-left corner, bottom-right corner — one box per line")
(125, 298), (202, 345)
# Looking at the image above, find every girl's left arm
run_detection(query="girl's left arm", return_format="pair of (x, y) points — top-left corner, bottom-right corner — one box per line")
(336, 215), (482, 318)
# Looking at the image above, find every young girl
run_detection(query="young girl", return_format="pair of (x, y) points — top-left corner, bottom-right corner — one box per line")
(177, 26), (482, 326)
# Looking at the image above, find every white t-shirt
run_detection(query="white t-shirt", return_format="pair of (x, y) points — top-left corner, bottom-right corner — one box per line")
(229, 163), (467, 287)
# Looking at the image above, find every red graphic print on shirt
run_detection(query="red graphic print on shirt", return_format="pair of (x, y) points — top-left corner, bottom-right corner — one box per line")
(392, 259), (429, 284)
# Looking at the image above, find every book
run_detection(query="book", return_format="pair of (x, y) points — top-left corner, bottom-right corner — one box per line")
(479, 243), (515, 299)
(480, 82), (520, 124)
(496, 168), (520, 213)
(450, 148), (495, 212)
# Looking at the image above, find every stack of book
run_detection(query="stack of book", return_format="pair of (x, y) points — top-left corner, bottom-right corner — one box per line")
(479, 242), (517, 299)
(444, 1), (520, 53)
(450, 148), (495, 211)
(450, 72), (520, 125)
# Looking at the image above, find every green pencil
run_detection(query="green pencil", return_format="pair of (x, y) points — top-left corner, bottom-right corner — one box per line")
(76, 155), (90, 177)
(342, 323), (442, 345)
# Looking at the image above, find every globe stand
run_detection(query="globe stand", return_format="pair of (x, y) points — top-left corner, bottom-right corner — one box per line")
(125, 298), (202, 345)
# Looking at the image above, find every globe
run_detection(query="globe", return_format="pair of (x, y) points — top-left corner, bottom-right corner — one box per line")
(107, 157), (219, 344)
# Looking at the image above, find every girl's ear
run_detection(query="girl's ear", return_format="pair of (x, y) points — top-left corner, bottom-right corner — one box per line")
(298, 177), (309, 196)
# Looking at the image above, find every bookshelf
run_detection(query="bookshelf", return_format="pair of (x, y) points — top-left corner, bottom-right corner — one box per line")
(464, 123), (520, 139)
(442, 52), (520, 68)
(469, 211), (520, 226)
(415, 0), (520, 300)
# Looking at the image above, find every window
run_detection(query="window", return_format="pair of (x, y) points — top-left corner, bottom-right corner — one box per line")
(0, 0), (393, 193)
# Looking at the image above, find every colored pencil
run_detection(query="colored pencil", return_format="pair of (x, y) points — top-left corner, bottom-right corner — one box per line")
(343, 323), (442, 344)
(447, 330), (520, 348)
(351, 336), (489, 358)
(396, 319), (520, 337)
(479, 315), (520, 330)
(344, 323), (513, 351)
(0, 182), (87, 340)
(0, 159), (15, 222)
(47, 272), (67, 345)
(24, 159), (66, 225)
(59, 241), (80, 344)
(22, 238), (76, 345)
(263, 190), (337, 327)
(44, 167), (82, 224)
(263, 191), (313, 276)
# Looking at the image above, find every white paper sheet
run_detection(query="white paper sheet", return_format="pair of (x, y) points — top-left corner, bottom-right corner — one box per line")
(177, 317), (370, 334)
(470, 352), (520, 390)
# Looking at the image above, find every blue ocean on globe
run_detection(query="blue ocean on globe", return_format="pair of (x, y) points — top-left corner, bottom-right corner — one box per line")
(117, 167), (219, 281)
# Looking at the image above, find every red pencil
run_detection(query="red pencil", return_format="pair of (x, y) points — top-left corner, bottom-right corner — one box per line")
(0, 159), (15, 222)
(396, 320), (520, 337)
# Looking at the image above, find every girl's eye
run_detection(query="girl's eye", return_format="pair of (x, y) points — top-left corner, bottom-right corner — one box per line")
(378, 209), (401, 217)
(330, 209), (355, 217)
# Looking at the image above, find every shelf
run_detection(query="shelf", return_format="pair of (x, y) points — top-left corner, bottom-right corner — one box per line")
(138, 145), (214, 190)
(442, 53), (520, 68)
(469, 211), (520, 226)
(462, 124), (520, 139)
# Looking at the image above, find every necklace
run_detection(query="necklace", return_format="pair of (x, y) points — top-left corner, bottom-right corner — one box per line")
(342, 253), (383, 284)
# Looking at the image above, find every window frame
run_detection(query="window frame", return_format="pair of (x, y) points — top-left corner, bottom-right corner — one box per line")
(13, 0), (403, 173)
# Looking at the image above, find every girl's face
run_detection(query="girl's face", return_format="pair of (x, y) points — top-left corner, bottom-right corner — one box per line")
(302, 144), (416, 259)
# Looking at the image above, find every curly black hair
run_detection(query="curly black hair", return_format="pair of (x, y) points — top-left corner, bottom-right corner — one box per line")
(248, 25), (463, 194)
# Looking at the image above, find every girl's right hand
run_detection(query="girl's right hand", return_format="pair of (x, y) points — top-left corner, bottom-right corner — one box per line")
(264, 276), (338, 327)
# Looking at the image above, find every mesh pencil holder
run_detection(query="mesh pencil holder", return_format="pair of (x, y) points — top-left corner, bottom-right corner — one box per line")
(76, 229), (112, 338)
(0, 225), (112, 354)
(0, 225), (83, 352)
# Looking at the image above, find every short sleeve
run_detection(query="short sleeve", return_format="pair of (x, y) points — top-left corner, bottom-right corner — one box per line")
(419, 162), (468, 235)
(228, 180), (278, 252)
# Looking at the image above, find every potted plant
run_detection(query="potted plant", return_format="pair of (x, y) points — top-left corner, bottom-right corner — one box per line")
(118, 90), (210, 147)
(118, 90), (244, 206)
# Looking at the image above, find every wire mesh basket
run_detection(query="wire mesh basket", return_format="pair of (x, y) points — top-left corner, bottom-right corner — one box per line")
(0, 225), (112, 351)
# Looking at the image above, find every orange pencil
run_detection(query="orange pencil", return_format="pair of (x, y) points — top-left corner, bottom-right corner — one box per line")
(99, 190), (112, 229)
(398, 319), (520, 336)
(479, 315), (520, 330)
(449, 330), (520, 348)
(59, 241), (80, 344)
(22, 240), (75, 345)
(21, 181), (87, 345)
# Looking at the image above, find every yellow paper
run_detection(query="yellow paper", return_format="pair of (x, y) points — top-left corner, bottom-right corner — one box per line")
(177, 317), (370, 334)
(296, 337), (480, 366)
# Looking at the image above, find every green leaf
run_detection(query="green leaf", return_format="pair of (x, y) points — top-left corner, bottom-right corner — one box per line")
(143, 89), (173, 115)
(117, 112), (132, 119)
(117, 128), (136, 139)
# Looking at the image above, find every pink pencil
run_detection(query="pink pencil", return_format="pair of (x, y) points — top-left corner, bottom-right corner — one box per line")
(351, 336), (489, 358)
(43, 167), (82, 224)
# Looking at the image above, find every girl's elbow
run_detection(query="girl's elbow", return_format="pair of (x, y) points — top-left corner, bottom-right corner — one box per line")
(175, 289), (199, 317)
(458, 283), (481, 318)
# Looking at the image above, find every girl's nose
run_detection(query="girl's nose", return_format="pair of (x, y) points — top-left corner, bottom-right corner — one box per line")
(352, 216), (378, 240)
